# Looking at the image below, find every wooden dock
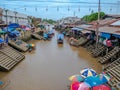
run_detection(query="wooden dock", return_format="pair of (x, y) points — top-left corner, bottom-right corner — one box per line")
(104, 58), (120, 88)
(8, 39), (29, 52)
(98, 46), (120, 64)
(91, 43), (107, 57)
(31, 33), (43, 40)
(0, 46), (25, 71)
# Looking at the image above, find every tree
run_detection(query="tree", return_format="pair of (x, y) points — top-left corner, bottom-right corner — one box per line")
(42, 19), (56, 24)
(82, 12), (105, 22)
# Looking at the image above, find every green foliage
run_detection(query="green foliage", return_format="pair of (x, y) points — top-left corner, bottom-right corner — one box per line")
(82, 12), (105, 22)
(42, 19), (56, 24)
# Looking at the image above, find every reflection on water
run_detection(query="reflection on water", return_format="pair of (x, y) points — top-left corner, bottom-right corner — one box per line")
(0, 31), (102, 90)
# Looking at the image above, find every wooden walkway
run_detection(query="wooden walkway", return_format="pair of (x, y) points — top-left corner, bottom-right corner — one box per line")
(0, 46), (25, 71)
(98, 46), (120, 64)
(31, 33), (43, 40)
(91, 43), (107, 57)
(8, 39), (29, 52)
(103, 57), (120, 88)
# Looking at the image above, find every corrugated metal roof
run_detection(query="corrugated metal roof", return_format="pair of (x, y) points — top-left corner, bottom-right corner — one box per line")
(88, 26), (120, 35)
(76, 24), (92, 29)
(110, 20), (120, 26)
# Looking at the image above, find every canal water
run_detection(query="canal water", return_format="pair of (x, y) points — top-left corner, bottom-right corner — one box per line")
(0, 31), (102, 90)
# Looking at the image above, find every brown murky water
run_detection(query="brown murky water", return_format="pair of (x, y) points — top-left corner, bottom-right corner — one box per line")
(0, 32), (102, 90)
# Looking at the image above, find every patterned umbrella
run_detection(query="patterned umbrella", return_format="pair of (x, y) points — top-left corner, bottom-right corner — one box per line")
(92, 84), (111, 90)
(70, 82), (90, 90)
(70, 82), (81, 90)
(97, 73), (111, 83)
(80, 68), (97, 78)
(69, 75), (84, 82)
(84, 76), (103, 87)
(78, 82), (90, 90)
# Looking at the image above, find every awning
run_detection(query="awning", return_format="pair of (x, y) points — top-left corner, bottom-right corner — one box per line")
(71, 27), (83, 31)
(100, 32), (111, 39)
(8, 23), (19, 28)
(112, 34), (120, 38)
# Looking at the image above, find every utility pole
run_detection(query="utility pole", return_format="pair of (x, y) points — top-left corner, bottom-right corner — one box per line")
(96, 0), (100, 48)
(14, 11), (17, 23)
(5, 9), (8, 24)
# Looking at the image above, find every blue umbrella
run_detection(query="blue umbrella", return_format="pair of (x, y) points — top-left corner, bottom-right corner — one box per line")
(8, 23), (19, 28)
(11, 30), (20, 37)
(7, 28), (16, 32)
(84, 76), (103, 87)
(80, 68), (97, 78)
(0, 38), (4, 43)
(97, 74), (111, 84)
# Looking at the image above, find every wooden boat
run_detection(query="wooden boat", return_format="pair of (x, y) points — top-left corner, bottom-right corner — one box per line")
(57, 39), (63, 44)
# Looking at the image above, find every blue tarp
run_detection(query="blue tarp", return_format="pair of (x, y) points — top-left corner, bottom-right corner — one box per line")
(43, 33), (48, 38)
(9, 30), (20, 38)
(11, 30), (20, 37)
(112, 34), (120, 38)
(100, 32), (111, 39)
(7, 28), (16, 32)
(8, 23), (19, 28)
(57, 34), (64, 40)
(0, 38), (4, 43)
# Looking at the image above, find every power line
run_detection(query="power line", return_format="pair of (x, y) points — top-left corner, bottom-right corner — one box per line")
(0, 1), (118, 5)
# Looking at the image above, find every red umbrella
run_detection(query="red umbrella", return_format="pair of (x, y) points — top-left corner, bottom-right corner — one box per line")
(71, 82), (81, 90)
(78, 82), (90, 90)
(92, 84), (111, 90)
(70, 82), (90, 90)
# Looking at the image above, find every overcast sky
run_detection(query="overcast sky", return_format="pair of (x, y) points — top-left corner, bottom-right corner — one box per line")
(0, 0), (120, 20)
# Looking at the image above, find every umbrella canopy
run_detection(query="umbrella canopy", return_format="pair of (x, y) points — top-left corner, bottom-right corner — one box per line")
(80, 68), (97, 78)
(0, 38), (4, 43)
(70, 82), (90, 90)
(7, 28), (16, 32)
(97, 74), (111, 84)
(92, 84), (111, 90)
(25, 27), (31, 31)
(84, 76), (103, 87)
(8, 23), (19, 28)
(69, 75), (84, 82)
(0, 30), (6, 34)
(71, 82), (81, 90)
(78, 82), (90, 90)
(11, 30), (20, 36)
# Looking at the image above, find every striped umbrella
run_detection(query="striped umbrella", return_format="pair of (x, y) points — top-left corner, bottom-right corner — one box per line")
(97, 73), (111, 83)
(80, 68), (97, 78)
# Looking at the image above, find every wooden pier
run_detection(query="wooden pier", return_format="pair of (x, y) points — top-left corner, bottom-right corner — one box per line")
(98, 46), (120, 64)
(104, 58), (120, 87)
(91, 43), (107, 57)
(0, 46), (25, 71)
(8, 39), (29, 52)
